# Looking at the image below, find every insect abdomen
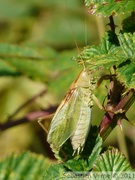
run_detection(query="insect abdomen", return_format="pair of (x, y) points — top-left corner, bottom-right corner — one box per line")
(71, 88), (92, 154)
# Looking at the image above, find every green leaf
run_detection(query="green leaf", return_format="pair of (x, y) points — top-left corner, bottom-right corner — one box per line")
(0, 44), (50, 80)
(0, 44), (79, 87)
(64, 158), (86, 172)
(76, 32), (135, 88)
(0, 151), (51, 180)
(0, 44), (42, 58)
(117, 60), (135, 88)
(2, 57), (50, 81)
(0, 43), (82, 100)
(118, 33), (135, 59)
(77, 32), (125, 70)
(85, 0), (135, 17)
(0, 59), (20, 76)
(43, 164), (66, 180)
(87, 135), (103, 171)
(91, 147), (133, 179)
(44, 163), (91, 180)
(117, 33), (135, 87)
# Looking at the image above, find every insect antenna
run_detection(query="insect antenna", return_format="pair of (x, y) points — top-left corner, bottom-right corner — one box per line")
(65, 0), (87, 71)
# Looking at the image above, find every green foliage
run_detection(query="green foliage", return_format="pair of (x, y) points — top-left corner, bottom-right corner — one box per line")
(0, 43), (79, 96)
(44, 147), (133, 179)
(93, 147), (132, 172)
(77, 31), (123, 69)
(85, 0), (135, 17)
(117, 33), (135, 87)
(0, 151), (51, 180)
(76, 31), (135, 88)
(43, 163), (66, 180)
(0, 44), (47, 80)
(64, 133), (103, 171)
(0, 140), (132, 179)
(44, 133), (103, 179)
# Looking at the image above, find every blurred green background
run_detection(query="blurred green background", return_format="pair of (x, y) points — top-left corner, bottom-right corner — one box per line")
(0, 0), (134, 168)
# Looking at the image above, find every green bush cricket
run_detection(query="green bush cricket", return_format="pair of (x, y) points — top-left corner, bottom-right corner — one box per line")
(38, 64), (98, 158)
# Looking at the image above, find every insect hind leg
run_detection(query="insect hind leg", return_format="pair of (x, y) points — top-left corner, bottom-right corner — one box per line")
(38, 114), (54, 134)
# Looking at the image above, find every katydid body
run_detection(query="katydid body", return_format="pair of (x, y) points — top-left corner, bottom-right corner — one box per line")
(47, 70), (96, 156)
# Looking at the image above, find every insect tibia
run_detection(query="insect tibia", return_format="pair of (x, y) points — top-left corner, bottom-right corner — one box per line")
(96, 74), (116, 88)
(92, 94), (103, 110)
(38, 114), (54, 133)
(38, 118), (48, 134)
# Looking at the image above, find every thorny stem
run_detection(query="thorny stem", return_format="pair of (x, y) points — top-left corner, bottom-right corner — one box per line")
(100, 89), (135, 141)
(109, 16), (116, 32)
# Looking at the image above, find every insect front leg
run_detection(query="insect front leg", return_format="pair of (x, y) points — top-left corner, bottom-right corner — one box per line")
(92, 93), (125, 116)
(94, 72), (126, 115)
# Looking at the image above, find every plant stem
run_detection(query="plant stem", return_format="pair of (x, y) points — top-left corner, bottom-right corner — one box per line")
(7, 89), (46, 121)
(0, 106), (57, 131)
(100, 89), (135, 141)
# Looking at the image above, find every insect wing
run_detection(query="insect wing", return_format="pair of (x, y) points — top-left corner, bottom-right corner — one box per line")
(47, 86), (86, 151)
